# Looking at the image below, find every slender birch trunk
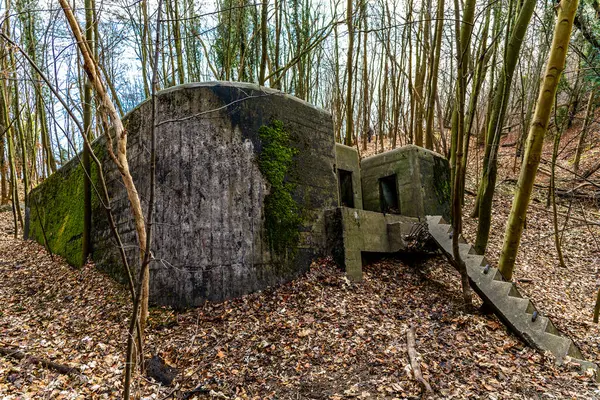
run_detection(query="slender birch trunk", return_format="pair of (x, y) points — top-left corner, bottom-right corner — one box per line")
(498, 0), (580, 280)
(451, 0), (476, 309)
(58, 0), (152, 384)
(424, 0), (444, 150)
(345, 0), (354, 146)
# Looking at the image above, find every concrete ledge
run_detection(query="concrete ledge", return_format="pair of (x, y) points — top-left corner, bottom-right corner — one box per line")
(326, 207), (419, 280)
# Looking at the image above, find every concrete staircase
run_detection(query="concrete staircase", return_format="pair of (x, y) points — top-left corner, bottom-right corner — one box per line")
(426, 215), (599, 381)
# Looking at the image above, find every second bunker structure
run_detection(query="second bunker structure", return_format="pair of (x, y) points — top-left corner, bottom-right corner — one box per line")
(327, 144), (451, 279)
(334, 144), (450, 221)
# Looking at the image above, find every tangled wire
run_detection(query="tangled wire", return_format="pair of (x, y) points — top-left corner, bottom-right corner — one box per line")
(405, 222), (437, 253)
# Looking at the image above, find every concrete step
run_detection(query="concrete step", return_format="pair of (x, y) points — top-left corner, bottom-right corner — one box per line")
(470, 266), (503, 287)
(539, 332), (573, 361)
(571, 358), (600, 382)
(427, 215), (444, 226)
(544, 319), (561, 336)
(507, 297), (533, 314)
(459, 242), (476, 256)
(566, 340), (584, 360)
(523, 314), (549, 334)
(427, 224), (479, 261)
(487, 280), (514, 298)
(431, 228), (452, 244)
(463, 254), (487, 268)
(538, 334), (594, 379)
(506, 283), (524, 298)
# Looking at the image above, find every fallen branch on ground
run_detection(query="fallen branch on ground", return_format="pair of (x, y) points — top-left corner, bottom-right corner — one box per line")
(503, 178), (600, 201)
(528, 204), (600, 227)
(406, 326), (433, 394)
(0, 346), (77, 375)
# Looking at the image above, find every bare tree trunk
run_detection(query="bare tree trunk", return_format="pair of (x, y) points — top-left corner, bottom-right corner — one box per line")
(407, 0), (414, 144)
(459, 3), (492, 204)
(424, 0), (444, 150)
(0, 125), (7, 204)
(82, 0), (94, 266)
(451, 0), (475, 309)
(550, 122), (566, 268)
(172, 0), (185, 84)
(1, 83), (22, 237)
(259, 0), (268, 85)
(124, 2), (162, 394)
(1, 0), (22, 232)
(10, 52), (27, 207)
(474, 0), (535, 254)
(498, 0), (580, 280)
(573, 90), (595, 173)
(361, 0), (368, 151)
(58, 1), (153, 390)
(345, 0), (354, 146)
(595, 286), (600, 323)
(471, 3), (503, 218)
(414, 6), (429, 148)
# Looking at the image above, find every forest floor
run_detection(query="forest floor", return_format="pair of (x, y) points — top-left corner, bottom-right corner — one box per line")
(1, 116), (600, 399)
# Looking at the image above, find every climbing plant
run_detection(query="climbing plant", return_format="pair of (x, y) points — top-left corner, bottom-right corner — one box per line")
(258, 120), (302, 258)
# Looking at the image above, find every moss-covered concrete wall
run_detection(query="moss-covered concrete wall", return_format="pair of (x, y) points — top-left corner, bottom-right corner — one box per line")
(360, 145), (451, 220)
(334, 144), (363, 209)
(27, 81), (338, 307)
(28, 156), (89, 267)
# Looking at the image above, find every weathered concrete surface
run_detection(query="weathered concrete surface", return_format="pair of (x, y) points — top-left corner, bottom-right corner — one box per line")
(26, 81), (454, 308)
(325, 207), (418, 280)
(28, 81), (338, 307)
(361, 145), (450, 221)
(426, 215), (599, 381)
(335, 144), (363, 209)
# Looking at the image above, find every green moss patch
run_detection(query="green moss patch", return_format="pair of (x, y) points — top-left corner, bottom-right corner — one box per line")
(28, 159), (87, 267)
(258, 120), (302, 257)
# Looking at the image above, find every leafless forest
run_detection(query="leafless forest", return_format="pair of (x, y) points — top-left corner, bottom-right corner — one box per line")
(1, 0), (600, 398)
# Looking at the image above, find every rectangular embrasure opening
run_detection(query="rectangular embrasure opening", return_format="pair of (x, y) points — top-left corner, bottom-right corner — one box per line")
(379, 174), (399, 214)
(338, 169), (355, 208)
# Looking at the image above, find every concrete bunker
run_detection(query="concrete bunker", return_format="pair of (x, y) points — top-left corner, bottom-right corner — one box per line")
(332, 144), (450, 220)
(26, 81), (451, 307)
(27, 82), (338, 307)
